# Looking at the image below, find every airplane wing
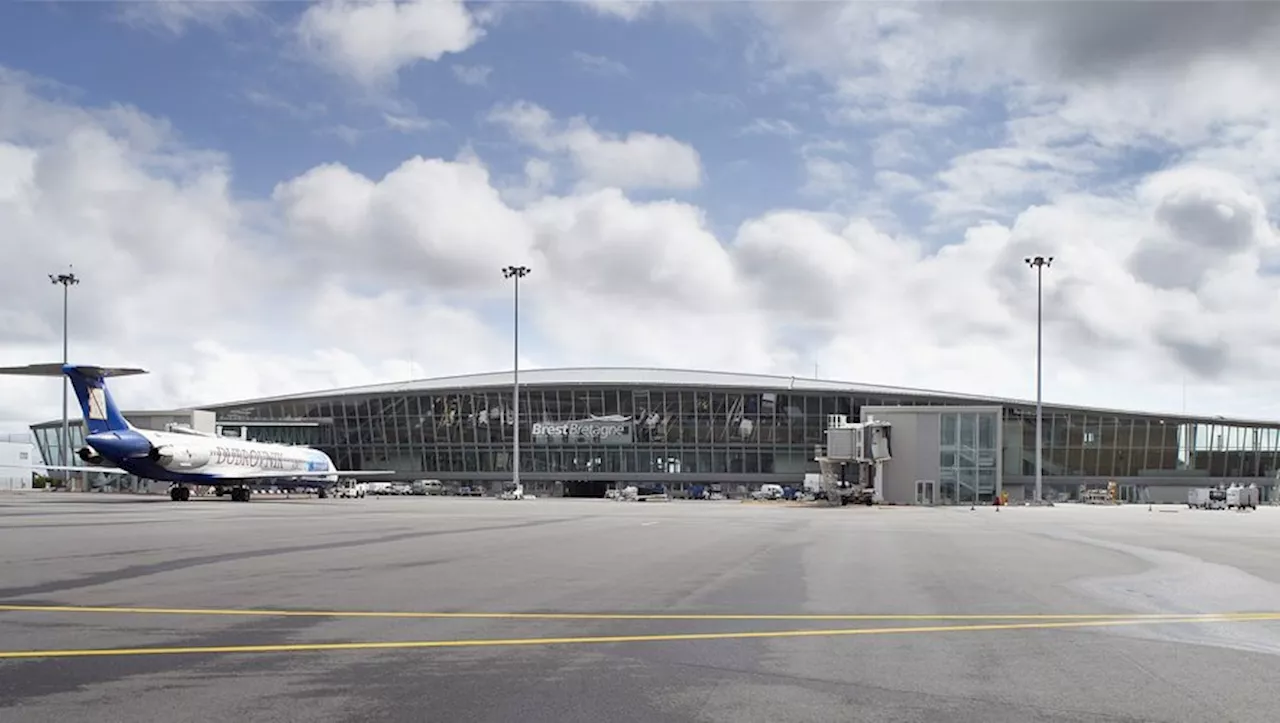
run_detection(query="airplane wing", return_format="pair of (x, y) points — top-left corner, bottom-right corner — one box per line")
(0, 463), (130, 475)
(204, 470), (396, 480)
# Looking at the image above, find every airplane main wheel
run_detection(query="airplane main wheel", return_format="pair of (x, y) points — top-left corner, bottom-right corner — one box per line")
(170, 486), (191, 502)
(230, 488), (251, 502)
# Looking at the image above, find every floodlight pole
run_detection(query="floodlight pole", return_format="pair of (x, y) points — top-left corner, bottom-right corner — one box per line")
(50, 267), (80, 491)
(502, 265), (530, 497)
(1024, 255), (1052, 504)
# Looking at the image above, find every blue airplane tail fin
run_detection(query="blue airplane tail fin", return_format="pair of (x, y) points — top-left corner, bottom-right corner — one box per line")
(0, 363), (148, 434)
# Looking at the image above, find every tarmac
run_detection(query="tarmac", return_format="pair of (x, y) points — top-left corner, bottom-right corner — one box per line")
(2, 493), (1280, 723)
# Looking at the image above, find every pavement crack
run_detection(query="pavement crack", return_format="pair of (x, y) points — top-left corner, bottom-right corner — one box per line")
(0, 516), (586, 598)
(636, 656), (1155, 723)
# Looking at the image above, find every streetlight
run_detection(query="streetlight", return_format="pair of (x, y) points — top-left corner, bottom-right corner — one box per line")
(1024, 255), (1052, 504)
(502, 265), (530, 497)
(49, 267), (80, 491)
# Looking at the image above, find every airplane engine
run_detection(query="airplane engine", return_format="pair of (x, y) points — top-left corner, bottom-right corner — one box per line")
(150, 445), (212, 469)
(149, 445), (174, 466)
(77, 445), (108, 466)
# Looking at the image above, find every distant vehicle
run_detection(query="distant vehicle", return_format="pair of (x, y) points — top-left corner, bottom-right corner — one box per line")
(411, 480), (444, 496)
(1188, 488), (1211, 509)
(751, 484), (785, 500)
(1192, 487), (1229, 510)
(333, 480), (367, 499)
(0, 363), (391, 502)
(630, 484), (668, 501)
(1082, 488), (1112, 504)
(500, 481), (533, 500)
(1226, 484), (1259, 510)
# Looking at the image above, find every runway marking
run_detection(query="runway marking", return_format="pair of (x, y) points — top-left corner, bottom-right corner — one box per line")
(6, 604), (1280, 621)
(2, 614), (1278, 660)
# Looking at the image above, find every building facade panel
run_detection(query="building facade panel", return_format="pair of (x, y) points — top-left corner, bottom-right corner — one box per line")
(211, 386), (961, 483)
(203, 374), (1280, 497)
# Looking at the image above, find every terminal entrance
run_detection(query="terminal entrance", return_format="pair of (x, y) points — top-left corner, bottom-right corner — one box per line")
(563, 480), (610, 498)
(915, 480), (937, 505)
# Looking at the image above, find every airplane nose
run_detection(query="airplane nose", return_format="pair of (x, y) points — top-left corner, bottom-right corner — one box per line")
(86, 430), (152, 459)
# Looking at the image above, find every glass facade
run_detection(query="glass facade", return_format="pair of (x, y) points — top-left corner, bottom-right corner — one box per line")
(211, 387), (892, 477)
(939, 411), (1001, 504)
(30, 421), (84, 475)
(999, 407), (1280, 479)
(33, 383), (1280, 490)
(203, 384), (1280, 485)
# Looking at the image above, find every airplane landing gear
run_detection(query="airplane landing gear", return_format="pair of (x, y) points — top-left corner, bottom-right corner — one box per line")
(229, 487), (252, 502)
(169, 485), (191, 502)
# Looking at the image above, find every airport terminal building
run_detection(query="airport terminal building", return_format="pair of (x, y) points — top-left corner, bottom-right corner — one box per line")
(30, 368), (1280, 504)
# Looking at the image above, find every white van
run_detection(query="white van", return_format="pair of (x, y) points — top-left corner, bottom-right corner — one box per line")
(411, 480), (445, 496)
(751, 484), (785, 500)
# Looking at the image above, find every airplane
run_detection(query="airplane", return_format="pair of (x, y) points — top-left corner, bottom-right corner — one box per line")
(0, 363), (393, 502)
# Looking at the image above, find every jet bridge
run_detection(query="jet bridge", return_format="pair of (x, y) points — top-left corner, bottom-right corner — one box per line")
(815, 415), (892, 505)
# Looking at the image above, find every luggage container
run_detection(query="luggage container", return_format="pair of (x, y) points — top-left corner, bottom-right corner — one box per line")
(1188, 488), (1211, 509)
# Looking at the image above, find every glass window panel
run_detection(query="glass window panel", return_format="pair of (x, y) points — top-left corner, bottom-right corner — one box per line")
(959, 417), (978, 466)
(939, 467), (958, 504)
(957, 468), (978, 504)
(940, 413), (958, 447)
(978, 413), (996, 450)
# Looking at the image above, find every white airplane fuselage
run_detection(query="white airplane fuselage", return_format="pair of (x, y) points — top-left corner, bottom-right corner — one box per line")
(81, 426), (340, 484)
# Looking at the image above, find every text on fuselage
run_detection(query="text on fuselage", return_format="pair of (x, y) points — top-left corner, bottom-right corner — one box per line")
(212, 446), (314, 471)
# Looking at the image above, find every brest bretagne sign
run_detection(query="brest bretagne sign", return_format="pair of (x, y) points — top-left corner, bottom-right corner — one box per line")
(531, 416), (633, 445)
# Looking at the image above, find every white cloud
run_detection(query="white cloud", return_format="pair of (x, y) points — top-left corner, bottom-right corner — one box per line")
(498, 158), (557, 208)
(571, 51), (629, 77)
(581, 0), (655, 22)
(10, 1), (1280, 437)
(296, 0), (485, 86)
(383, 112), (440, 133)
(488, 100), (703, 191)
(797, 141), (857, 197)
(451, 64), (492, 87)
(744, 3), (1280, 227)
(272, 157), (535, 290)
(738, 118), (799, 137)
(116, 0), (258, 36)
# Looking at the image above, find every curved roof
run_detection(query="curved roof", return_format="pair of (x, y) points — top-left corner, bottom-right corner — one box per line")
(209, 367), (1001, 406)
(200, 366), (1280, 426)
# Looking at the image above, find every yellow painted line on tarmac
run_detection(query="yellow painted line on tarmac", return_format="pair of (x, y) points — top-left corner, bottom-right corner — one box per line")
(2, 614), (1279, 660)
(5, 603), (1280, 622)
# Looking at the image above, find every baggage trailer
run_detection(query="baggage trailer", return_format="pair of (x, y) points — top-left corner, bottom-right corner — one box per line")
(1188, 488), (1211, 509)
(1227, 483), (1260, 510)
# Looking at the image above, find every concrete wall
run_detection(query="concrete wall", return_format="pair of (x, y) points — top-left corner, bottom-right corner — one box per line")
(0, 441), (34, 491)
(860, 409), (936, 505)
(190, 410), (216, 434)
(860, 405), (1004, 505)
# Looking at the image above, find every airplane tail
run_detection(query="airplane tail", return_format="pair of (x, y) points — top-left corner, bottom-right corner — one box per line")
(0, 363), (147, 434)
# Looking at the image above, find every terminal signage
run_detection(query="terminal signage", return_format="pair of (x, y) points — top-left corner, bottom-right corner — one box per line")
(532, 417), (633, 445)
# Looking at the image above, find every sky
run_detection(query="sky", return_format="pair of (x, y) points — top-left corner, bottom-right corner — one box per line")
(2, 0), (1280, 434)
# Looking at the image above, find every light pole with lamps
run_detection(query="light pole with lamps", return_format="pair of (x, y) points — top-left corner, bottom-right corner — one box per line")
(1024, 255), (1052, 504)
(49, 267), (80, 490)
(502, 265), (530, 497)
